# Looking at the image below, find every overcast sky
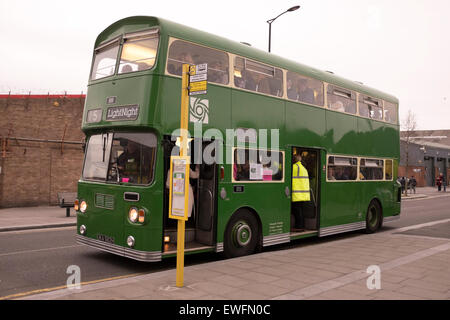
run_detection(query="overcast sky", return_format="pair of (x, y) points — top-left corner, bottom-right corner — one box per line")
(1, 0), (449, 130)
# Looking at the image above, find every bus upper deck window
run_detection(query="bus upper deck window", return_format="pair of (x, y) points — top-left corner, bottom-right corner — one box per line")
(167, 39), (229, 85)
(91, 40), (120, 80)
(287, 71), (324, 106)
(327, 86), (356, 114)
(119, 32), (159, 74)
(233, 56), (283, 97)
(384, 101), (398, 124)
(359, 96), (382, 120)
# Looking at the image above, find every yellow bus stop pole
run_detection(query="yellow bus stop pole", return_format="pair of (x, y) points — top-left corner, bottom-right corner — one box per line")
(176, 63), (190, 287)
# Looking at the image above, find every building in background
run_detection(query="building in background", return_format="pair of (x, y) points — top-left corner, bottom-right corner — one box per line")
(0, 94), (85, 207)
(400, 130), (450, 187)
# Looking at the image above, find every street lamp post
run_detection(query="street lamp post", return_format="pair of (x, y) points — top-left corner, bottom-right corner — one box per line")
(267, 5), (300, 53)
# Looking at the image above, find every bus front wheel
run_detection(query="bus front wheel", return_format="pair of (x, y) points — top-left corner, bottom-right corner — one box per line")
(224, 210), (259, 258)
(365, 200), (381, 233)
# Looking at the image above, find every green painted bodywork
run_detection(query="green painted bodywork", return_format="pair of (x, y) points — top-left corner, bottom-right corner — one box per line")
(78, 16), (400, 257)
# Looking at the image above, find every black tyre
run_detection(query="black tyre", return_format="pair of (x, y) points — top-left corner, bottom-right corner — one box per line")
(365, 200), (381, 234)
(224, 209), (259, 259)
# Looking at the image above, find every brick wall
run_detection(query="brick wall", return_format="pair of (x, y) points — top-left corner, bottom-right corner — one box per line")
(0, 95), (85, 207)
(398, 165), (426, 187)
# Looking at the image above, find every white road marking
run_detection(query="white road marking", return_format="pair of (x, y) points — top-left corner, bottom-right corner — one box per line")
(392, 218), (450, 233)
(0, 245), (83, 257)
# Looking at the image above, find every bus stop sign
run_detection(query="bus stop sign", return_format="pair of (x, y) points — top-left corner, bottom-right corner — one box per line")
(168, 156), (190, 221)
(189, 63), (207, 96)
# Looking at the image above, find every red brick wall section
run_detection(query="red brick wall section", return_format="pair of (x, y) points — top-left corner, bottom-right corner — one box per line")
(0, 95), (85, 207)
(398, 165), (426, 187)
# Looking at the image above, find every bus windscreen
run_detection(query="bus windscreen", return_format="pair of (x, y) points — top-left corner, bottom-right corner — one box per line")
(83, 132), (157, 185)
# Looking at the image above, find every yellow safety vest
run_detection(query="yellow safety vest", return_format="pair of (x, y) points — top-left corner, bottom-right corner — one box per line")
(292, 161), (310, 202)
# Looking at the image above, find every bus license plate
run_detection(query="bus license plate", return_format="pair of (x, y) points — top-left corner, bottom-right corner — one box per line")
(97, 234), (115, 244)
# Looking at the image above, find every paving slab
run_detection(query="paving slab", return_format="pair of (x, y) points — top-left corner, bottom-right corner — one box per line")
(0, 206), (76, 232)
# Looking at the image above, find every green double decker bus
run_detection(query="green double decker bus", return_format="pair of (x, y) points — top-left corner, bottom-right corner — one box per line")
(76, 16), (401, 262)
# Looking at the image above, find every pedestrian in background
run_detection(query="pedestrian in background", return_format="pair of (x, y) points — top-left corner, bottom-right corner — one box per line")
(436, 173), (443, 192)
(400, 176), (406, 194)
(410, 176), (417, 194)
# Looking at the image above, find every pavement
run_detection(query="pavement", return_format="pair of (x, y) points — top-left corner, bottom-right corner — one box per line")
(0, 206), (76, 232)
(401, 186), (450, 200)
(0, 187), (449, 300)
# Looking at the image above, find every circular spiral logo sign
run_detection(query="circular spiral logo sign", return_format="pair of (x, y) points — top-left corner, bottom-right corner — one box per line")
(189, 98), (209, 124)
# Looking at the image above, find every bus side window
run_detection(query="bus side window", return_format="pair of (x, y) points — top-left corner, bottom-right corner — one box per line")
(233, 148), (283, 182)
(359, 96), (382, 120)
(287, 71), (324, 106)
(384, 101), (398, 124)
(360, 158), (384, 181)
(328, 156), (357, 181)
(328, 86), (356, 114)
(234, 56), (283, 97)
(385, 159), (393, 180)
(167, 39), (229, 85)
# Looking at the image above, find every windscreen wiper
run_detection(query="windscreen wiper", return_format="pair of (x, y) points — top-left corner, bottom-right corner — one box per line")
(102, 134), (107, 162)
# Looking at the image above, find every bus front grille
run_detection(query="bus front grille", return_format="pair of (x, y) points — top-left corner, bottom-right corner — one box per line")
(95, 193), (114, 210)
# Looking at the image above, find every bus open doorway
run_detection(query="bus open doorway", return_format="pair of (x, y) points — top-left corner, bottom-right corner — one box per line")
(290, 147), (320, 236)
(162, 137), (218, 255)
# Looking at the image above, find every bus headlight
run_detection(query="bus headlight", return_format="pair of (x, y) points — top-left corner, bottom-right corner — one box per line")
(74, 199), (79, 211)
(128, 207), (139, 223)
(80, 200), (87, 213)
(127, 235), (135, 248)
(80, 225), (86, 235)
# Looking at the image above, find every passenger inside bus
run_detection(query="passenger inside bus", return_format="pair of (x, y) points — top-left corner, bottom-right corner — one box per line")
(242, 70), (256, 91)
(257, 76), (271, 95)
(137, 62), (149, 71)
(269, 77), (283, 97)
(287, 79), (298, 100)
(328, 167), (336, 180)
(168, 52), (195, 75)
(120, 64), (133, 73)
(234, 163), (250, 181)
(208, 61), (228, 84)
(298, 79), (316, 105)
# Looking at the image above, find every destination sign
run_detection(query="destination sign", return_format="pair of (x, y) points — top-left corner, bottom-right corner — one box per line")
(106, 104), (139, 121)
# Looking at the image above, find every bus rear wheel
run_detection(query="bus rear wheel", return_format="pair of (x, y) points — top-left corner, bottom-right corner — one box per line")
(365, 200), (381, 233)
(224, 210), (259, 259)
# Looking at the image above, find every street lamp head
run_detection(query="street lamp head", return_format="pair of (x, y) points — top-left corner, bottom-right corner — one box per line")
(287, 5), (300, 12)
(267, 5), (301, 53)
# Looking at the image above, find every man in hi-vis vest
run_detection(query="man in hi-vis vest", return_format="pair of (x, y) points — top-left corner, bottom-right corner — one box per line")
(292, 152), (310, 231)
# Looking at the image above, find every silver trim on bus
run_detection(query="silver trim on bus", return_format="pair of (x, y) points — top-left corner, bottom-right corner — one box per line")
(319, 221), (366, 237)
(263, 233), (290, 247)
(76, 235), (162, 262)
(124, 28), (159, 39)
(215, 242), (224, 252)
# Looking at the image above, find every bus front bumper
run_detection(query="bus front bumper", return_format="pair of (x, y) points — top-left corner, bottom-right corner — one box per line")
(76, 234), (162, 262)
